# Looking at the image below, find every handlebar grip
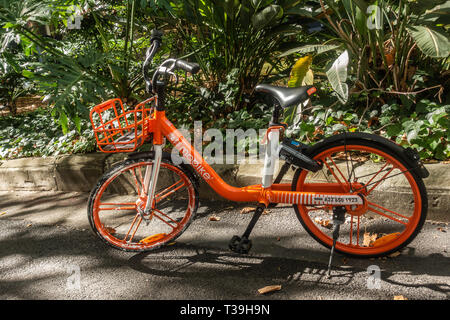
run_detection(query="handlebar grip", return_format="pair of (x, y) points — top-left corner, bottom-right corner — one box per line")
(175, 59), (200, 74)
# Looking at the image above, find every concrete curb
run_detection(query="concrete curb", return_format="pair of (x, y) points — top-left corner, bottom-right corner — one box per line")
(0, 153), (448, 221)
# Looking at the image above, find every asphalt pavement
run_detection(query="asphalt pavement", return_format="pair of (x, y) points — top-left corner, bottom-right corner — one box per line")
(0, 191), (448, 302)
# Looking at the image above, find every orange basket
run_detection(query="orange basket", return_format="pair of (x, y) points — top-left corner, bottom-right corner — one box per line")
(89, 97), (155, 153)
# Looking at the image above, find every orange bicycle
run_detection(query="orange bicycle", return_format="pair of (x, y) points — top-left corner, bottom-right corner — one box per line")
(87, 30), (429, 273)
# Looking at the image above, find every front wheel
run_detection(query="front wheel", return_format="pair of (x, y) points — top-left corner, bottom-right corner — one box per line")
(87, 155), (199, 252)
(292, 134), (428, 258)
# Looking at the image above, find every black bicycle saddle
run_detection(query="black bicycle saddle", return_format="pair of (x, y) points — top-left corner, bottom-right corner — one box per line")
(255, 84), (316, 108)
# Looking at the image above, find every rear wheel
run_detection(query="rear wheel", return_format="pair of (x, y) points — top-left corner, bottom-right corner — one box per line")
(87, 156), (198, 252)
(292, 136), (427, 258)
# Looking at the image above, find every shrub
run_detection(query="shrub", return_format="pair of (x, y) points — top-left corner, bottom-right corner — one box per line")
(0, 108), (96, 159)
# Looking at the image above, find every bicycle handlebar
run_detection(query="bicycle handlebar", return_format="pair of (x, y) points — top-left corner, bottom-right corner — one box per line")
(143, 29), (201, 94)
(175, 59), (200, 74)
(143, 30), (164, 93)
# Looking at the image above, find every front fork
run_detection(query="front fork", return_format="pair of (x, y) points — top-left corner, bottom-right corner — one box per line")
(141, 144), (163, 216)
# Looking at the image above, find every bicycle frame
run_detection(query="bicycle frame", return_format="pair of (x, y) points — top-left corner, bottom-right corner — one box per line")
(143, 98), (364, 212)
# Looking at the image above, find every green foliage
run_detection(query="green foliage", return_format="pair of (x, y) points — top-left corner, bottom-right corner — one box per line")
(0, 17), (38, 114)
(0, 108), (96, 159)
(289, 88), (450, 160)
(0, 0), (166, 132)
(166, 67), (272, 130)
(0, 0), (448, 162)
(0, 52), (36, 114)
(383, 100), (450, 160)
(158, 0), (302, 110)
(281, 0), (450, 102)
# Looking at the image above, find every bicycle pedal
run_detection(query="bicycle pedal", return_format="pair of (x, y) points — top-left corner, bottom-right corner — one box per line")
(229, 235), (252, 254)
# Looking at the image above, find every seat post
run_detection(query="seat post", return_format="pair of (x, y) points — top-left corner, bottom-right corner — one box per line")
(270, 102), (282, 126)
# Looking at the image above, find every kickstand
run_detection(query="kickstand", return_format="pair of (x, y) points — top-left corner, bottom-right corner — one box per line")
(326, 206), (346, 278)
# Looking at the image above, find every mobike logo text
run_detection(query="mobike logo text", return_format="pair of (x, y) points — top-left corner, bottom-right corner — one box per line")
(167, 132), (213, 181)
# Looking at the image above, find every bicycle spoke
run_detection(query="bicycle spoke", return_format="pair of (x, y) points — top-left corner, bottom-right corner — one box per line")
(99, 202), (136, 211)
(323, 157), (346, 186)
(155, 179), (186, 203)
(152, 208), (180, 230)
(344, 144), (353, 183)
(123, 214), (143, 242)
(130, 168), (142, 196)
(365, 162), (389, 185)
(353, 167), (412, 194)
(368, 201), (411, 221)
(367, 203), (408, 225)
(328, 156), (348, 184)
(366, 167), (395, 195)
(138, 165), (145, 194)
(354, 216), (360, 246)
(349, 215), (353, 245)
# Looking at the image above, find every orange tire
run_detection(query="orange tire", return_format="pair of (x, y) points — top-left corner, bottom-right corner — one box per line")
(87, 155), (198, 252)
(292, 134), (427, 258)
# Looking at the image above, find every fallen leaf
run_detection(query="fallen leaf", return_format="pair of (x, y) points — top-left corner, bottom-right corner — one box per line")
(263, 209), (271, 215)
(276, 237), (281, 241)
(104, 227), (116, 234)
(320, 219), (331, 228)
(314, 217), (332, 229)
(26, 224), (32, 228)
(389, 251), (401, 258)
(0, 211), (7, 216)
(394, 295), (408, 300)
(223, 206), (234, 211)
(209, 216), (221, 221)
(258, 285), (282, 295)
(363, 232), (378, 247)
(240, 207), (255, 214)
(437, 227), (447, 233)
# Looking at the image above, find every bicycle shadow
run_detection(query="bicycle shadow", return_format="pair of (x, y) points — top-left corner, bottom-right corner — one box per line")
(127, 241), (450, 298)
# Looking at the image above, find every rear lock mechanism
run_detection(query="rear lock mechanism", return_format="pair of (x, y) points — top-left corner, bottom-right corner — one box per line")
(279, 138), (323, 172)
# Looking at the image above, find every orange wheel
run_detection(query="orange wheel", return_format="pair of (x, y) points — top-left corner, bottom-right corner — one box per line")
(292, 135), (427, 258)
(87, 156), (198, 252)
